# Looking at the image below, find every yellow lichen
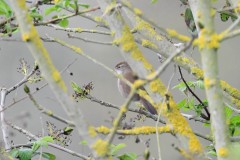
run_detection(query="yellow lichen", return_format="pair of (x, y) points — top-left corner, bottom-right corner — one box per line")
(166, 29), (190, 42)
(138, 89), (158, 111)
(191, 67), (204, 79)
(163, 100), (203, 153)
(135, 17), (162, 41)
(193, 30), (222, 49)
(174, 56), (195, 66)
(54, 0), (60, 4)
(208, 33), (221, 49)
(22, 32), (30, 42)
(113, 119), (118, 127)
(111, 31), (115, 36)
(52, 70), (61, 83)
(121, 0), (132, 8)
(220, 80), (240, 99)
(141, 39), (158, 50)
(234, 1), (240, 13)
(17, 0), (67, 93)
(96, 126), (110, 134)
(149, 79), (166, 96)
(94, 16), (108, 26)
(193, 34), (206, 50)
(210, 8), (216, 17)
(204, 77), (216, 89)
(74, 47), (83, 54)
(231, 97), (240, 108)
(133, 79), (145, 88)
(218, 147), (229, 157)
(115, 25), (153, 71)
(92, 139), (109, 156)
(188, 136), (203, 153)
(120, 106), (127, 113)
(46, 110), (53, 116)
(118, 126), (171, 135)
(88, 126), (97, 137)
(134, 8), (142, 16)
(104, 2), (117, 15)
(75, 28), (83, 32)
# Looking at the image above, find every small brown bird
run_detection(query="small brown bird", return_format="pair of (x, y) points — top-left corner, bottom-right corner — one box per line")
(114, 61), (157, 115)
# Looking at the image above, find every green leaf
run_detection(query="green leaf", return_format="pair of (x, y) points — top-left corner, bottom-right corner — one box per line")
(30, 12), (43, 21)
(219, 11), (237, 22)
(71, 81), (83, 94)
(207, 150), (217, 157)
(111, 143), (126, 156)
(173, 82), (187, 92)
(63, 126), (74, 135)
(62, 0), (70, 7)
(18, 148), (33, 160)
(45, 5), (60, 15)
(151, 0), (158, 4)
(80, 140), (88, 145)
(79, 4), (90, 8)
(58, 18), (69, 27)
(10, 148), (19, 157)
(41, 136), (54, 143)
(69, 3), (77, 10)
(184, 8), (196, 34)
(0, 0), (12, 17)
(33, 136), (54, 150)
(230, 115), (240, 126)
(231, 143), (240, 158)
(220, 13), (229, 22)
(193, 80), (204, 89)
(225, 106), (233, 119)
(117, 153), (137, 160)
(32, 142), (40, 152)
(206, 144), (216, 157)
(41, 152), (56, 160)
(177, 99), (187, 109)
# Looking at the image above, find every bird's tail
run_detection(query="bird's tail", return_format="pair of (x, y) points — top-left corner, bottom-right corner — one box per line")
(140, 98), (157, 115)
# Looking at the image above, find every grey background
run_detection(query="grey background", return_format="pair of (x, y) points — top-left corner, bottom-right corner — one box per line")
(1, 0), (240, 159)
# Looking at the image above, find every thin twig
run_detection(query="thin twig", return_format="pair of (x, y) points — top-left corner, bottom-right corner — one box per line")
(35, 6), (100, 26)
(7, 121), (90, 160)
(7, 67), (38, 95)
(47, 24), (111, 35)
(178, 66), (210, 120)
(106, 89), (136, 145)
(68, 33), (113, 45)
(224, 17), (240, 33)
(27, 90), (75, 126)
(0, 58), (78, 113)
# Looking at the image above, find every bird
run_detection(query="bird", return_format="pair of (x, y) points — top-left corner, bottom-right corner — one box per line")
(114, 61), (157, 115)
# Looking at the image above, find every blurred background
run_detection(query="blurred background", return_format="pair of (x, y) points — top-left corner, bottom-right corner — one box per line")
(1, 0), (240, 159)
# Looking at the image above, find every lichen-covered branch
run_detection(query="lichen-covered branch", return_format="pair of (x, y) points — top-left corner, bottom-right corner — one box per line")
(96, 0), (205, 159)
(9, 0), (100, 157)
(189, 1), (232, 159)
(121, 2), (240, 109)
